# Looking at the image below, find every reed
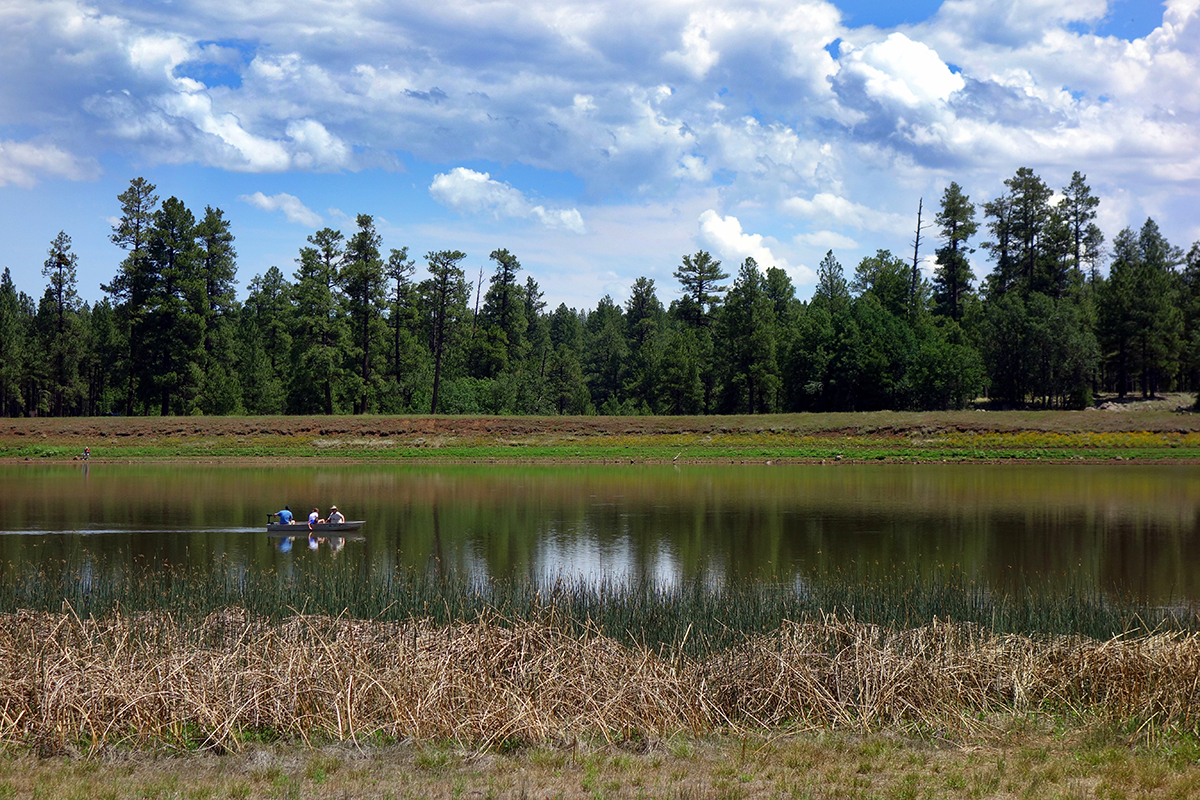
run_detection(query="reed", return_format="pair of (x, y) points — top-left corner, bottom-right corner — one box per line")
(0, 559), (1194, 651)
(3, 609), (1200, 756)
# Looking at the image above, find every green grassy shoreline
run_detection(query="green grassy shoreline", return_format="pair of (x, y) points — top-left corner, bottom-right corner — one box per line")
(4, 402), (1200, 463)
(5, 724), (1200, 800)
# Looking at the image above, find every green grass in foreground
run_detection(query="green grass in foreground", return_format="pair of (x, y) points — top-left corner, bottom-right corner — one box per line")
(4, 725), (1200, 800)
(6, 560), (1193, 649)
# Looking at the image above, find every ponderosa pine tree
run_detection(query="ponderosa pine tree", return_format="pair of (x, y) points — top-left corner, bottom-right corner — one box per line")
(763, 266), (799, 410)
(983, 167), (1055, 298)
(624, 276), (665, 411)
(1058, 172), (1102, 278)
(105, 177), (158, 414)
(40, 231), (83, 415)
(671, 251), (728, 413)
(1180, 242), (1200, 399)
(384, 246), (427, 412)
(1098, 219), (1183, 397)
(0, 269), (29, 416)
(520, 276), (552, 413)
(81, 298), (121, 414)
(583, 295), (628, 413)
(242, 267), (293, 413)
(422, 250), (469, 414)
(194, 206), (241, 414)
(814, 250), (849, 311)
(144, 196), (204, 415)
(341, 214), (387, 413)
(672, 251), (728, 328)
(932, 182), (977, 320)
(852, 250), (911, 318)
(716, 257), (779, 413)
(292, 228), (347, 414)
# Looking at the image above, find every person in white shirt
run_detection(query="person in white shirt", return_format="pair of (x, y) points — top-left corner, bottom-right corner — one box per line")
(328, 505), (345, 524)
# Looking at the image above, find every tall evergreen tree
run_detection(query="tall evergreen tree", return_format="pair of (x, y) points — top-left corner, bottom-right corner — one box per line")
(716, 257), (780, 413)
(1180, 242), (1200, 400)
(852, 250), (911, 318)
(0, 269), (29, 416)
(550, 304), (583, 354)
(489, 249), (528, 365)
(657, 323), (704, 414)
(983, 167), (1054, 297)
(520, 275), (552, 413)
(932, 182), (978, 320)
(624, 277), (665, 411)
(341, 214), (387, 413)
(40, 231), (83, 415)
(81, 298), (122, 415)
(814, 250), (849, 311)
(801, 251), (863, 410)
(422, 250), (470, 414)
(384, 246), (427, 412)
(105, 177), (159, 414)
(672, 251), (728, 327)
(194, 206), (241, 414)
(584, 295), (628, 413)
(1007, 167), (1054, 290)
(763, 266), (799, 410)
(292, 228), (347, 414)
(1058, 171), (1102, 277)
(144, 196), (204, 415)
(243, 267), (293, 414)
(1098, 220), (1183, 397)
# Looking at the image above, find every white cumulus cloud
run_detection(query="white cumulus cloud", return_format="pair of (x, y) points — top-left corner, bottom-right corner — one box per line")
(697, 209), (795, 275)
(430, 167), (585, 233)
(238, 191), (322, 227)
(794, 230), (859, 250)
(839, 33), (965, 109)
(0, 138), (98, 188)
(783, 192), (911, 235)
(285, 119), (351, 171)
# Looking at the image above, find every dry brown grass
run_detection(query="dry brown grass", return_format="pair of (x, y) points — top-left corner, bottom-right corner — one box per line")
(2, 611), (1200, 757)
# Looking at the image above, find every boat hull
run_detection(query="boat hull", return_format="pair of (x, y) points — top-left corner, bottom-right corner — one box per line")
(267, 521), (364, 533)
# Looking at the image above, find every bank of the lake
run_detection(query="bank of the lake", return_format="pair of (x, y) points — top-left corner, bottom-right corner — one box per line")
(3, 397), (1200, 463)
(6, 724), (1200, 800)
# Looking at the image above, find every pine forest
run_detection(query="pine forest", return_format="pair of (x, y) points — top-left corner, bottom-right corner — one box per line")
(3, 168), (1199, 418)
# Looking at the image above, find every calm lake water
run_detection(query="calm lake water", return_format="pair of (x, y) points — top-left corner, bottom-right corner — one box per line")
(1, 463), (1198, 602)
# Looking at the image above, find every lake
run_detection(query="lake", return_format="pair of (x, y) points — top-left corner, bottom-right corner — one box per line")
(1, 462), (1198, 603)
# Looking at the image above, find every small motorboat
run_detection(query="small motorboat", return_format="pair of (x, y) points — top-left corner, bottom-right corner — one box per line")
(266, 520), (365, 533)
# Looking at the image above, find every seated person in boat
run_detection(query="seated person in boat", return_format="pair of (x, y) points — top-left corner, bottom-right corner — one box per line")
(308, 507), (321, 527)
(275, 505), (294, 524)
(328, 505), (345, 524)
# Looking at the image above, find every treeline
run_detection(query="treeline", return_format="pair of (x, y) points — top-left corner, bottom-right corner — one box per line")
(2, 170), (1199, 417)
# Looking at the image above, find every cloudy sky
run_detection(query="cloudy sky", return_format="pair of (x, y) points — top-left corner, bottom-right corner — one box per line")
(1, 0), (1196, 311)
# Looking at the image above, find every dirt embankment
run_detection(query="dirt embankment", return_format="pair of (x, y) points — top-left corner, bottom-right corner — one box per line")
(1, 394), (1197, 444)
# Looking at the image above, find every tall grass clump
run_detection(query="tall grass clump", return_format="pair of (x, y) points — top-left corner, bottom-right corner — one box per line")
(3, 560), (1200, 753)
(1, 558), (1194, 655)
(4, 609), (1200, 755)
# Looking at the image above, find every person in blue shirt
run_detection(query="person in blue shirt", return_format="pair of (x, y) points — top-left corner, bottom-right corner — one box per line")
(275, 505), (294, 524)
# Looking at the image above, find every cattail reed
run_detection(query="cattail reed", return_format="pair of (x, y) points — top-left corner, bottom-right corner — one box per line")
(3, 610), (1200, 755)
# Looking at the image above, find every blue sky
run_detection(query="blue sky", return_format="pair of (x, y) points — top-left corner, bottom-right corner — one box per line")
(1, 0), (1196, 312)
